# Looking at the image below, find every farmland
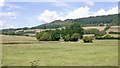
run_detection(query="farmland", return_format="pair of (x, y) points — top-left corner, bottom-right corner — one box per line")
(1, 35), (118, 66)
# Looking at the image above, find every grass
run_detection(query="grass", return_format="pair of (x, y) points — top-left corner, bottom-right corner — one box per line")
(1, 35), (38, 44)
(1, 35), (118, 66)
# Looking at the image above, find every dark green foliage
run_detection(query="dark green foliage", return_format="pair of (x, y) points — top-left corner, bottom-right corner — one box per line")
(96, 34), (120, 40)
(64, 35), (71, 42)
(22, 27), (30, 30)
(36, 30), (61, 41)
(109, 31), (120, 34)
(8, 30), (15, 35)
(61, 23), (84, 39)
(36, 31), (51, 41)
(31, 23), (64, 29)
(83, 36), (94, 43)
(70, 33), (80, 42)
(51, 30), (61, 41)
(40, 32), (52, 41)
(36, 32), (44, 40)
(103, 25), (111, 31)
(84, 28), (106, 37)
(2, 29), (15, 35)
(99, 23), (105, 26)
(36, 23), (83, 42)
(15, 31), (24, 36)
(24, 31), (35, 34)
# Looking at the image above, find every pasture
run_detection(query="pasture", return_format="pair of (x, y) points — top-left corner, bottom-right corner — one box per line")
(1, 35), (118, 66)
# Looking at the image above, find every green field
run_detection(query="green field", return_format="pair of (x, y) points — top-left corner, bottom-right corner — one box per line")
(1, 35), (118, 66)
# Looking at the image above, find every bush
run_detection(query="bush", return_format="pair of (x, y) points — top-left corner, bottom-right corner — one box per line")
(83, 36), (94, 43)
(36, 30), (61, 41)
(40, 32), (52, 41)
(36, 32), (44, 41)
(36, 32), (51, 41)
(15, 31), (24, 36)
(70, 33), (80, 42)
(61, 23), (84, 39)
(84, 28), (106, 37)
(64, 35), (71, 42)
(109, 31), (120, 34)
(103, 25), (111, 31)
(96, 34), (120, 40)
(51, 30), (61, 41)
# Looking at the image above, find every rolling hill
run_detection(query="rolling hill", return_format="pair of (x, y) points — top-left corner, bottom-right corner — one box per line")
(31, 14), (118, 29)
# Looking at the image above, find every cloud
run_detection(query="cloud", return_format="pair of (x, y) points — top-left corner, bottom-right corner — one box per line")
(85, 0), (94, 6)
(5, 3), (24, 10)
(52, 1), (69, 8)
(51, 1), (71, 12)
(0, 12), (17, 29)
(39, 6), (118, 23)
(93, 6), (118, 16)
(65, 6), (90, 19)
(0, 21), (4, 29)
(38, 10), (63, 23)
(0, 0), (4, 7)
(0, 20), (16, 29)
(38, 6), (90, 23)
(0, 12), (17, 19)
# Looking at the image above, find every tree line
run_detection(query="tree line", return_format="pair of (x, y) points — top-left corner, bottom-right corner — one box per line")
(36, 23), (107, 42)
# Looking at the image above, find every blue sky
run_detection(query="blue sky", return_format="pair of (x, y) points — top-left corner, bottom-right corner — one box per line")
(0, 1), (118, 29)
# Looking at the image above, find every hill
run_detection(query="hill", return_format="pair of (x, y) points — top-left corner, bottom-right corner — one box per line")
(31, 14), (118, 29)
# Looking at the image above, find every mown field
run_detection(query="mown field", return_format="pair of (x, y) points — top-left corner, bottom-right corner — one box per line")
(1, 35), (118, 66)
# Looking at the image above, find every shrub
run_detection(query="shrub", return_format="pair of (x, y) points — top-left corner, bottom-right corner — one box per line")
(36, 30), (61, 41)
(40, 32), (52, 41)
(36, 32), (51, 41)
(84, 28), (106, 37)
(103, 25), (111, 31)
(70, 33), (80, 42)
(83, 36), (94, 43)
(36, 32), (44, 41)
(109, 31), (120, 34)
(61, 23), (84, 39)
(15, 31), (24, 36)
(64, 35), (71, 42)
(51, 30), (61, 41)
(96, 34), (120, 40)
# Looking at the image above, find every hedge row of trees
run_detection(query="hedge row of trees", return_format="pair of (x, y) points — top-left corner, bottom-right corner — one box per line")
(36, 23), (107, 42)
(36, 23), (83, 42)
(1, 30), (30, 36)
(96, 34), (120, 40)
(36, 30), (61, 41)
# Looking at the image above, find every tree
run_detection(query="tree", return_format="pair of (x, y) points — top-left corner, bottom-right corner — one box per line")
(84, 28), (106, 37)
(36, 31), (52, 41)
(40, 32), (51, 41)
(64, 35), (71, 42)
(36, 32), (44, 41)
(61, 23), (84, 39)
(15, 31), (24, 36)
(83, 36), (94, 43)
(70, 33), (80, 42)
(103, 25), (111, 31)
(51, 30), (61, 41)
(7, 30), (15, 35)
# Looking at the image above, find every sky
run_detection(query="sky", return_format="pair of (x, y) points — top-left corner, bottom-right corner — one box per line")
(0, 0), (119, 29)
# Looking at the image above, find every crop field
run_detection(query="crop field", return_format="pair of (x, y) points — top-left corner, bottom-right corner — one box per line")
(1, 35), (118, 66)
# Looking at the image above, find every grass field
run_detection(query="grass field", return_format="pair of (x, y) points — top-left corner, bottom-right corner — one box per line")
(1, 35), (118, 66)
